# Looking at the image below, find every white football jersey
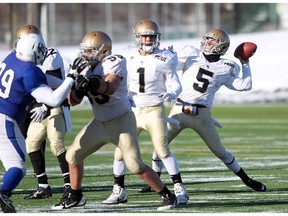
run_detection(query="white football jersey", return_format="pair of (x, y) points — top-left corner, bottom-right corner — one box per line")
(177, 45), (252, 108)
(84, 54), (131, 122)
(121, 45), (181, 107)
(39, 48), (66, 89)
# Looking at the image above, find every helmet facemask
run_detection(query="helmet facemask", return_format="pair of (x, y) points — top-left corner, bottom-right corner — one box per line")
(79, 31), (112, 64)
(135, 33), (160, 53)
(16, 33), (47, 65)
(80, 43), (105, 62)
(200, 29), (230, 55)
(133, 19), (161, 53)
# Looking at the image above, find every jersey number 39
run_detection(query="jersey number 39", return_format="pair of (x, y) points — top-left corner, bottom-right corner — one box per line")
(0, 63), (14, 99)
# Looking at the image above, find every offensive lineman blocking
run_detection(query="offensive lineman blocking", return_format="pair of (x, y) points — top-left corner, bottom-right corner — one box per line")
(53, 31), (177, 211)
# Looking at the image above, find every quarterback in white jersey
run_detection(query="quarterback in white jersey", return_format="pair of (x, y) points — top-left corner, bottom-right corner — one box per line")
(103, 19), (189, 206)
(58, 31), (177, 211)
(177, 45), (250, 108)
(152, 29), (267, 192)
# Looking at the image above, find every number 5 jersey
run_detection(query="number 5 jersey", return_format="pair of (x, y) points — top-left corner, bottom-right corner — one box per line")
(176, 45), (252, 108)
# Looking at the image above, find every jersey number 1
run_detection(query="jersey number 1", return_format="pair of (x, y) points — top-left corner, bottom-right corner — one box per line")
(137, 67), (145, 93)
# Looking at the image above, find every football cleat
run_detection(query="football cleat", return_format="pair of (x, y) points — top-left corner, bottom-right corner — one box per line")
(52, 192), (86, 210)
(60, 185), (71, 202)
(51, 185), (71, 210)
(0, 192), (16, 213)
(243, 178), (267, 192)
(24, 186), (52, 199)
(157, 194), (177, 211)
(174, 183), (189, 205)
(138, 184), (154, 193)
(102, 185), (127, 204)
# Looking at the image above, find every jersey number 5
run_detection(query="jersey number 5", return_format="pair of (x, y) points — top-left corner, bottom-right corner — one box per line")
(193, 68), (213, 93)
(0, 63), (14, 99)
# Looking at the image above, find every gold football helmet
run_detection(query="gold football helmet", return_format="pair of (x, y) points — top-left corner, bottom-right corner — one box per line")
(16, 24), (42, 39)
(200, 29), (230, 55)
(79, 31), (112, 62)
(15, 24), (42, 48)
(133, 19), (161, 53)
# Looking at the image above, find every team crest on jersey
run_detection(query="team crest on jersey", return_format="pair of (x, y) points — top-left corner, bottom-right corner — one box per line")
(154, 55), (167, 62)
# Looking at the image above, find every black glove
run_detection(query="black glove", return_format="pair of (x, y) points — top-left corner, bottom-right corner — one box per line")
(76, 75), (101, 92)
(75, 75), (89, 91)
(67, 57), (89, 80)
(87, 75), (101, 92)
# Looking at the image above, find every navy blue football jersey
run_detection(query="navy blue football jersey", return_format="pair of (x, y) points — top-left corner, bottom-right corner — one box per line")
(0, 51), (47, 124)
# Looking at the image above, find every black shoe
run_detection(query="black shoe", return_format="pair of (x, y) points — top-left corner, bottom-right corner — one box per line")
(243, 178), (267, 192)
(61, 185), (71, 202)
(138, 184), (155, 193)
(52, 192), (86, 210)
(52, 185), (71, 209)
(0, 192), (16, 213)
(24, 186), (52, 199)
(157, 194), (177, 211)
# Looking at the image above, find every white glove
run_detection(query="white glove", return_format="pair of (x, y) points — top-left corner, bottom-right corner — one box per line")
(159, 93), (172, 103)
(30, 103), (49, 123)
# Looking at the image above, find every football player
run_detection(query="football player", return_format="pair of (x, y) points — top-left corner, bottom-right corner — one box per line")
(25, 52), (72, 202)
(150, 29), (267, 192)
(15, 25), (72, 204)
(52, 31), (177, 211)
(102, 19), (189, 206)
(0, 32), (81, 213)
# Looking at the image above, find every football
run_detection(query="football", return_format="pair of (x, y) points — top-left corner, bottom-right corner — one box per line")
(234, 42), (257, 60)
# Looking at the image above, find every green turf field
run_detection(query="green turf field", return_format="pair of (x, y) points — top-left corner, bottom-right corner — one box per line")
(1, 104), (288, 213)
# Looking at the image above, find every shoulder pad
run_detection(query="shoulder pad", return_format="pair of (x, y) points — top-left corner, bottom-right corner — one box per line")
(178, 45), (199, 59)
(156, 49), (178, 63)
(41, 48), (64, 71)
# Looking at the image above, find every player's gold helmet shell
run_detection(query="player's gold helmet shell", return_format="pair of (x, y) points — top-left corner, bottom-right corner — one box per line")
(200, 29), (230, 55)
(16, 24), (42, 39)
(79, 31), (112, 62)
(133, 19), (161, 52)
(15, 24), (42, 48)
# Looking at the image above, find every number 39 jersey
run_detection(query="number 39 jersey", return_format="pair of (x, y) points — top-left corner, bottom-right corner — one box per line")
(177, 45), (252, 108)
(0, 51), (47, 124)
(84, 54), (131, 122)
(121, 45), (181, 107)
